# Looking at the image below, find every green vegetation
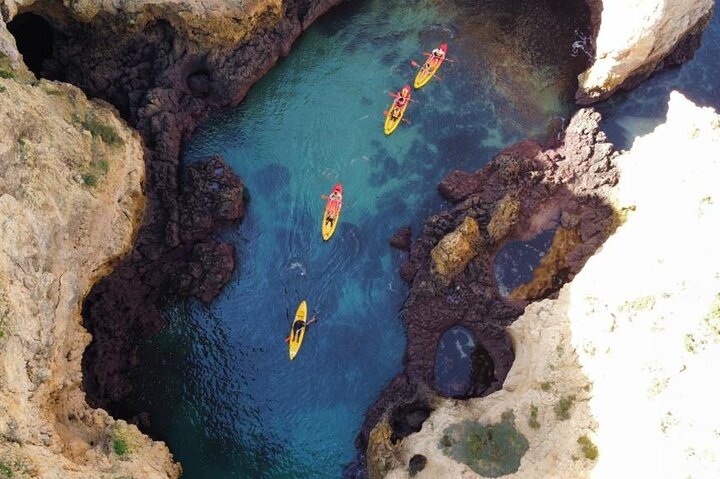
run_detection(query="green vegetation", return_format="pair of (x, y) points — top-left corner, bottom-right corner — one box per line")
(112, 436), (129, 457)
(0, 461), (12, 478)
(620, 295), (656, 313)
(83, 173), (98, 187)
(528, 404), (540, 429)
(554, 395), (575, 420)
(577, 436), (598, 460)
(73, 112), (123, 146)
(440, 415), (529, 477)
(704, 294), (720, 338)
(540, 381), (553, 392)
(81, 156), (111, 188)
(0, 53), (15, 80)
(0, 85), (6, 93)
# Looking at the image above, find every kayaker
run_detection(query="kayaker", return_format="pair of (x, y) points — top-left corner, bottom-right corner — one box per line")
(432, 47), (445, 59)
(292, 320), (305, 340)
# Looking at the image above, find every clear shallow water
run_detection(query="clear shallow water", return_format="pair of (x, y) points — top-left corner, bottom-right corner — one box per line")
(120, 0), (594, 477)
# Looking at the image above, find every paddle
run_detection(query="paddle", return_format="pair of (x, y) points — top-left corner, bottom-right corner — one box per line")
(321, 195), (349, 208)
(386, 92), (419, 104)
(284, 316), (317, 343)
(423, 52), (455, 62)
(383, 110), (411, 125)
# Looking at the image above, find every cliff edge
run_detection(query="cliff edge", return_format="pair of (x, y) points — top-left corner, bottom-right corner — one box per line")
(377, 92), (720, 478)
(577, 0), (715, 104)
(0, 73), (179, 477)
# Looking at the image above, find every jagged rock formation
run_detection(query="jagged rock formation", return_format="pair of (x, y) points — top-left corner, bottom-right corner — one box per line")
(0, 74), (179, 477)
(0, 1), (340, 476)
(431, 217), (482, 284)
(1, 0), (343, 409)
(375, 92), (720, 478)
(577, 0), (715, 104)
(359, 107), (621, 475)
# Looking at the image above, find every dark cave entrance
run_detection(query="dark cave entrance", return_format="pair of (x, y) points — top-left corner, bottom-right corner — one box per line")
(7, 12), (55, 78)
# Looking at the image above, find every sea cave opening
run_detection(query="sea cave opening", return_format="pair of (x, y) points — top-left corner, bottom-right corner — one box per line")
(7, 12), (55, 78)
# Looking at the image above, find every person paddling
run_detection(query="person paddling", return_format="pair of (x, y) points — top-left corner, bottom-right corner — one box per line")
(284, 314), (317, 343)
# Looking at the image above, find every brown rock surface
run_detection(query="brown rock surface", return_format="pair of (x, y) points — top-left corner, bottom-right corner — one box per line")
(430, 216), (482, 283)
(0, 76), (179, 477)
(360, 107), (620, 463)
(1, 0), (343, 409)
(379, 92), (720, 479)
(390, 225), (412, 252)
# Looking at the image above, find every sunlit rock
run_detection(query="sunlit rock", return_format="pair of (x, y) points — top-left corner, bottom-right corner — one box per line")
(577, 0), (715, 104)
(431, 217), (482, 283)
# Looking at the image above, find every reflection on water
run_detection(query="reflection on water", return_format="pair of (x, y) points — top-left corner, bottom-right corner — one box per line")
(494, 229), (556, 297)
(434, 325), (495, 398)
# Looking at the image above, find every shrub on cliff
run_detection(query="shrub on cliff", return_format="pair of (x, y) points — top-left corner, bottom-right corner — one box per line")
(440, 414), (529, 477)
(73, 112), (123, 146)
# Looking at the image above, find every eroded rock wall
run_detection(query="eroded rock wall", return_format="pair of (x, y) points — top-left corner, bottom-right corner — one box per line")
(2, 0), (343, 410)
(577, 0), (715, 104)
(377, 93), (720, 478)
(0, 71), (179, 477)
(359, 105), (621, 477)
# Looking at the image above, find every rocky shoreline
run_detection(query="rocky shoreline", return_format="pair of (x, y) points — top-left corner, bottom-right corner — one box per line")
(1, 0), (344, 409)
(0, 0), (716, 477)
(358, 106), (621, 478)
(373, 92), (720, 479)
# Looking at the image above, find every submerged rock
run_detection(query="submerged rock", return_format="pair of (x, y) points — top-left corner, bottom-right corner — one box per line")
(390, 225), (413, 251)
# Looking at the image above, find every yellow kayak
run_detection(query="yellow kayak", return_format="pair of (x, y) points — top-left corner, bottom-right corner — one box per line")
(288, 300), (308, 360)
(322, 183), (343, 240)
(384, 85), (412, 136)
(414, 43), (447, 89)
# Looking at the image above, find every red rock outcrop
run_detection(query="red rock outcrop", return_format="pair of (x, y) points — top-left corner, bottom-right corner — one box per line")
(357, 107), (621, 464)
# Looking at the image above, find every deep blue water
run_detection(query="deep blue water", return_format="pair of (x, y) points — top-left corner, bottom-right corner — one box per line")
(119, 1), (720, 478)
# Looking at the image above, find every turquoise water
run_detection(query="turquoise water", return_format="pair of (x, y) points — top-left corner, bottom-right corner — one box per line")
(120, 0), (594, 477)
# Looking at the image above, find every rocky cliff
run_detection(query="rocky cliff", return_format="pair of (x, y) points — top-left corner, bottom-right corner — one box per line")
(0, 1), (341, 476)
(577, 0), (715, 104)
(0, 73), (179, 477)
(2, 0), (343, 411)
(373, 93), (720, 478)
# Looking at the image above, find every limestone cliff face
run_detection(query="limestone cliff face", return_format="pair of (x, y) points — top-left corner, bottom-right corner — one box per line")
(377, 93), (720, 478)
(1, 0), (343, 412)
(577, 0), (714, 104)
(0, 74), (179, 477)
